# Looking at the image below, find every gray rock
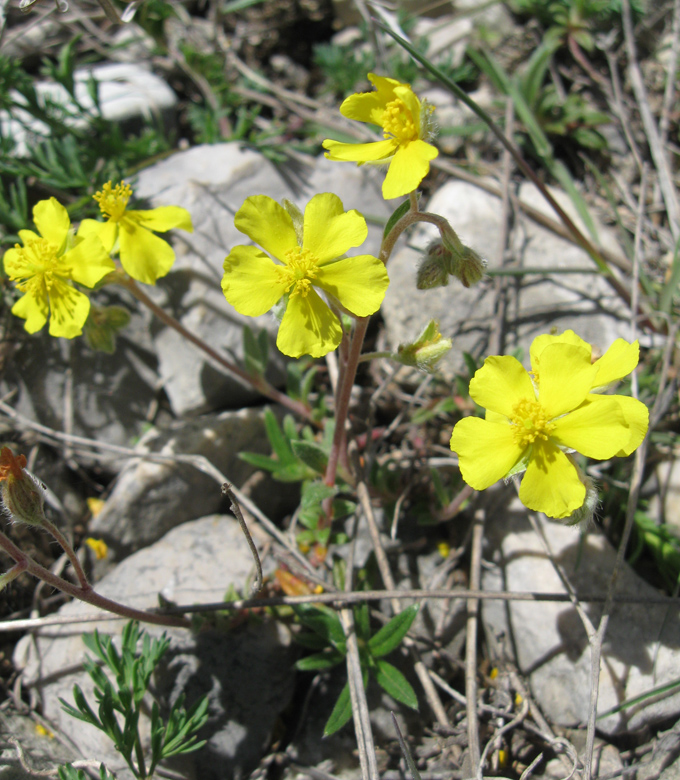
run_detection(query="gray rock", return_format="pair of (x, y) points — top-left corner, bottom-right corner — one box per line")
(411, 16), (472, 70)
(133, 144), (392, 416)
(381, 180), (629, 374)
(0, 309), (158, 453)
(14, 515), (296, 780)
(0, 709), (78, 779)
(481, 500), (680, 735)
(88, 407), (277, 557)
(1, 63), (177, 157)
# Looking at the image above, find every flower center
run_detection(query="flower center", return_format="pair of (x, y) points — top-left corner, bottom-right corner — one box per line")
(277, 247), (319, 298)
(94, 181), (132, 221)
(509, 398), (556, 448)
(382, 98), (418, 144)
(12, 238), (63, 296)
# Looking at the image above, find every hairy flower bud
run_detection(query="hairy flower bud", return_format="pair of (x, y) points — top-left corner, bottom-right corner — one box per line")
(416, 241), (450, 290)
(562, 474), (599, 528)
(453, 246), (486, 288)
(0, 447), (46, 527)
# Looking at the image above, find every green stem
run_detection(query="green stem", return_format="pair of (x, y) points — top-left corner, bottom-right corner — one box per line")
(358, 351), (393, 363)
(0, 529), (190, 628)
(118, 276), (317, 425)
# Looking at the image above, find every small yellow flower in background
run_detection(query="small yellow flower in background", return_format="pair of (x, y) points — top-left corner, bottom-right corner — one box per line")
(322, 73), (438, 200)
(79, 181), (193, 285)
(221, 193), (389, 358)
(450, 332), (649, 520)
(4, 198), (115, 338)
(34, 723), (54, 738)
(437, 541), (451, 558)
(84, 537), (109, 560)
(86, 496), (105, 518)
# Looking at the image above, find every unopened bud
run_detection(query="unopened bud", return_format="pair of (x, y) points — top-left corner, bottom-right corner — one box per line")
(452, 246), (486, 288)
(0, 447), (46, 527)
(397, 319), (452, 371)
(416, 241), (450, 289)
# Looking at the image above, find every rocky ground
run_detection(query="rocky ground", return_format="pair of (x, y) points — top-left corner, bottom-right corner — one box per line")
(0, 0), (679, 779)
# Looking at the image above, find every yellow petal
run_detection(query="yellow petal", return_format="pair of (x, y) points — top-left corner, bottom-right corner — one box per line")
(222, 246), (287, 316)
(530, 329), (590, 374)
(66, 235), (116, 288)
(323, 138), (398, 164)
(129, 206), (193, 233)
(119, 221), (175, 284)
(78, 219), (117, 253)
(17, 229), (40, 245)
(46, 279), (91, 338)
(303, 194), (368, 263)
(12, 292), (48, 334)
(234, 196), (298, 262)
(470, 356), (536, 418)
(551, 396), (629, 459)
(595, 393), (648, 456)
(316, 255), (389, 316)
(339, 91), (388, 125)
(393, 84), (421, 130)
(276, 289), (342, 358)
(537, 343), (596, 418)
(33, 198), (70, 252)
(382, 140), (438, 199)
(519, 441), (585, 518)
(4, 246), (27, 279)
(592, 339), (639, 388)
(450, 416), (524, 490)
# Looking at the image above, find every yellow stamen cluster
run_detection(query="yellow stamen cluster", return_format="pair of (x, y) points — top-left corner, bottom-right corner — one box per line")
(278, 247), (319, 298)
(382, 98), (417, 143)
(94, 181), (132, 221)
(14, 238), (61, 294)
(509, 398), (555, 447)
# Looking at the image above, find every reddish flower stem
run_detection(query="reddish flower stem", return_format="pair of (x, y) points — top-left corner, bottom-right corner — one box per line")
(0, 529), (190, 628)
(118, 276), (317, 426)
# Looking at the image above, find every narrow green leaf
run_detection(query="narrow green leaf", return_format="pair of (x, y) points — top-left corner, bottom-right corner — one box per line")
(295, 650), (345, 671)
(263, 407), (295, 464)
(368, 604), (419, 658)
(375, 660), (418, 709)
(383, 199), (412, 240)
(323, 682), (353, 736)
(291, 440), (328, 474)
(292, 604), (346, 651)
(354, 602), (371, 643)
(238, 452), (282, 473)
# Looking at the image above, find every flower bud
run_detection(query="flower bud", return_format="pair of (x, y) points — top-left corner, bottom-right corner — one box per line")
(397, 320), (452, 372)
(562, 475), (599, 528)
(453, 246), (486, 288)
(416, 241), (450, 289)
(0, 447), (47, 527)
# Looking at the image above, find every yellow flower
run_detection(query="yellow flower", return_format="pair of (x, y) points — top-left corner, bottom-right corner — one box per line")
(79, 181), (193, 285)
(322, 73), (438, 200)
(84, 537), (109, 560)
(450, 334), (648, 519)
(529, 330), (648, 457)
(4, 198), (115, 338)
(221, 193), (389, 358)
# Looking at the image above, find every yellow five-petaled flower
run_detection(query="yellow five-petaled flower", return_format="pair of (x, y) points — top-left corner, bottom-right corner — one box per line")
(221, 193), (389, 358)
(450, 331), (649, 519)
(4, 198), (115, 338)
(322, 73), (438, 200)
(79, 181), (193, 285)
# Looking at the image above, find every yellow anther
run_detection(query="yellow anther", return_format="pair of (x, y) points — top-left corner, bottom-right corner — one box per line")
(94, 181), (132, 221)
(509, 398), (555, 447)
(276, 247), (319, 298)
(381, 98), (418, 144)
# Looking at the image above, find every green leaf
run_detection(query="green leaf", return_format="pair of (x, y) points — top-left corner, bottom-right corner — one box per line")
(383, 199), (412, 240)
(243, 325), (269, 377)
(292, 604), (346, 651)
(264, 407), (296, 465)
(375, 660), (418, 709)
(354, 602), (371, 642)
(323, 682), (353, 736)
(368, 604), (419, 658)
(238, 452), (282, 473)
(291, 440), (329, 474)
(296, 650), (345, 671)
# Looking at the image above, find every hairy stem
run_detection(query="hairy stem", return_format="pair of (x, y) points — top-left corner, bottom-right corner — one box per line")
(0, 530), (190, 628)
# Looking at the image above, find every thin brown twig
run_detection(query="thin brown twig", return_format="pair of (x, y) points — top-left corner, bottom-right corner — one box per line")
(621, 0), (680, 242)
(467, 511), (484, 778)
(221, 483), (263, 594)
(352, 449), (451, 729)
